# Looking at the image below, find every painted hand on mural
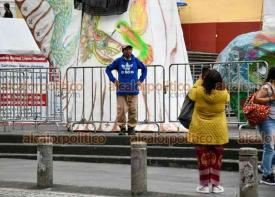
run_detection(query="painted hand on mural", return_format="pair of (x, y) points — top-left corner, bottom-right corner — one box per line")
(15, 0), (79, 68)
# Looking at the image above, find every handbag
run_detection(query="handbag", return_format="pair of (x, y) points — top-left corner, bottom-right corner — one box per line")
(242, 83), (273, 126)
(178, 95), (194, 129)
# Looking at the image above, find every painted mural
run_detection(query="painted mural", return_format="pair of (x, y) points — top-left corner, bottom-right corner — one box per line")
(80, 0), (153, 65)
(216, 31), (275, 122)
(15, 0), (190, 131)
(77, 0), (190, 131)
(15, 0), (81, 68)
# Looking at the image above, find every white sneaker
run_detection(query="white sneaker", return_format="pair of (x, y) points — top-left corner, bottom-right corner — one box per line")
(196, 185), (210, 194)
(212, 185), (224, 193)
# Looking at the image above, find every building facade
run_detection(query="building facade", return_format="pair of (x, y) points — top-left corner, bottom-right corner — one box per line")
(179, 0), (263, 53)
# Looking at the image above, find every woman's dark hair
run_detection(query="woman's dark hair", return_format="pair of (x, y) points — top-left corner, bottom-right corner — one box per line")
(203, 69), (223, 94)
(4, 3), (10, 9)
(265, 67), (275, 82)
(201, 66), (210, 79)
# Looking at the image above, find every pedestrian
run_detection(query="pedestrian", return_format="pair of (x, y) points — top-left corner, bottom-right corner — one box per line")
(187, 69), (230, 194)
(3, 3), (13, 18)
(255, 67), (275, 185)
(105, 45), (147, 135)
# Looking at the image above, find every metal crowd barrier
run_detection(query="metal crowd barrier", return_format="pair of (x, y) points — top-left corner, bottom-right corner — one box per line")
(0, 68), (62, 124)
(65, 65), (165, 131)
(169, 61), (269, 128)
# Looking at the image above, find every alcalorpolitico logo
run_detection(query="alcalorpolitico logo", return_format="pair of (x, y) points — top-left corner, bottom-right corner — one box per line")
(23, 133), (106, 145)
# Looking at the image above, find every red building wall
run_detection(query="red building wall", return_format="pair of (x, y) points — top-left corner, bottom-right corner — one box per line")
(182, 22), (262, 53)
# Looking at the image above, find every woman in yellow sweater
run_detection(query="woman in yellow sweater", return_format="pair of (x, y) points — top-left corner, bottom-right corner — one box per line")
(188, 69), (230, 194)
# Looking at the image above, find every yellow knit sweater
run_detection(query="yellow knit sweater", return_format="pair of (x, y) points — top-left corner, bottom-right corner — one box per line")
(187, 79), (230, 145)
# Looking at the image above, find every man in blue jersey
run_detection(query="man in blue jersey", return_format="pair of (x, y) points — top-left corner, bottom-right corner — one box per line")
(106, 45), (147, 135)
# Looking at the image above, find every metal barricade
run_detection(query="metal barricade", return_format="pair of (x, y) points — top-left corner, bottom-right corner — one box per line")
(0, 68), (62, 123)
(169, 61), (269, 127)
(65, 65), (165, 131)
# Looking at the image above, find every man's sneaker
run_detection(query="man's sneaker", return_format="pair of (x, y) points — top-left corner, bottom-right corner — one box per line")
(212, 185), (224, 193)
(258, 164), (263, 174)
(196, 185), (210, 194)
(260, 174), (275, 186)
(119, 127), (126, 135)
(128, 127), (135, 135)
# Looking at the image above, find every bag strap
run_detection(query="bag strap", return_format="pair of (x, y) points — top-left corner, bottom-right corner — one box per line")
(245, 92), (256, 105)
(264, 82), (274, 105)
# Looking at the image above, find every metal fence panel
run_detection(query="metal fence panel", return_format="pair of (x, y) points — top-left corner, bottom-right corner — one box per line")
(65, 65), (165, 130)
(0, 68), (62, 123)
(169, 61), (269, 126)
